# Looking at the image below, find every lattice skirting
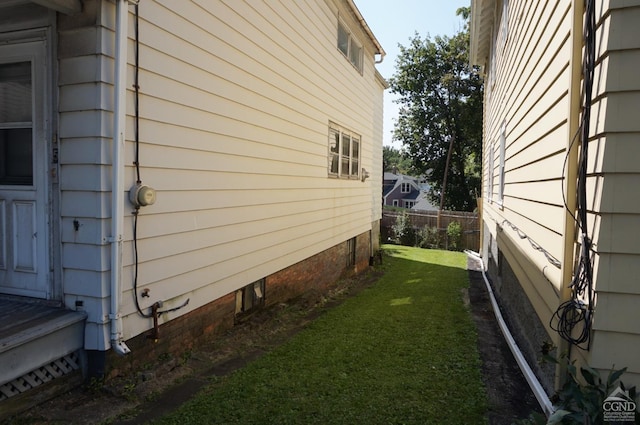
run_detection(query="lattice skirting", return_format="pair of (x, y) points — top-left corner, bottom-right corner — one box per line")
(0, 351), (81, 401)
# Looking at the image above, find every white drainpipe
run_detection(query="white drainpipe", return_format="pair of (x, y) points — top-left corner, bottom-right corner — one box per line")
(465, 250), (554, 417)
(110, 0), (131, 356)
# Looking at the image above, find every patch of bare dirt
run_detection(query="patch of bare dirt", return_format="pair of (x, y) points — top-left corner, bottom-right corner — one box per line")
(10, 256), (542, 425)
(467, 256), (543, 424)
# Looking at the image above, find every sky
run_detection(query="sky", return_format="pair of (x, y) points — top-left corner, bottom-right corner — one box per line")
(354, 0), (471, 148)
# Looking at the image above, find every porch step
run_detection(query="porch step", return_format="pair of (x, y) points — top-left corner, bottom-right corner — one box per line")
(0, 299), (86, 394)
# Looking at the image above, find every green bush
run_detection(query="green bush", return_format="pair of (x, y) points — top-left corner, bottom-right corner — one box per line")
(391, 212), (416, 246)
(418, 225), (440, 249)
(447, 221), (463, 251)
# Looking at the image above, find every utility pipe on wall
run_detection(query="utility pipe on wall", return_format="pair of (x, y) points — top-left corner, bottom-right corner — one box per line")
(110, 0), (131, 356)
(556, 0), (585, 388)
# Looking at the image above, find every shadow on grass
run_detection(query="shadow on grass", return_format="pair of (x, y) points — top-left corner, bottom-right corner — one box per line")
(149, 245), (488, 425)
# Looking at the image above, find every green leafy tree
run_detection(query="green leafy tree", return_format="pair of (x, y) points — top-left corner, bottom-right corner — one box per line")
(382, 146), (414, 174)
(389, 7), (483, 211)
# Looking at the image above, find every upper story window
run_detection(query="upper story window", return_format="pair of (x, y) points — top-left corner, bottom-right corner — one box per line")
(489, 0), (508, 91)
(328, 122), (360, 179)
(337, 20), (363, 73)
(401, 182), (411, 193)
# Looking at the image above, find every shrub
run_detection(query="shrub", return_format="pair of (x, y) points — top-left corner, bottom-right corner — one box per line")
(447, 221), (463, 251)
(516, 350), (639, 425)
(391, 212), (416, 246)
(418, 225), (440, 249)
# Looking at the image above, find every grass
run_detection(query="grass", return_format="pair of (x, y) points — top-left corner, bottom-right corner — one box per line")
(152, 245), (487, 425)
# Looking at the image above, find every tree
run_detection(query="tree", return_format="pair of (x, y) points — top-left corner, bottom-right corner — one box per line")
(389, 8), (483, 211)
(382, 146), (413, 174)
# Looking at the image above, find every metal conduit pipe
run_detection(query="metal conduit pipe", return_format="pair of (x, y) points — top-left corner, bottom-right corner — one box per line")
(110, 0), (132, 356)
(465, 250), (555, 417)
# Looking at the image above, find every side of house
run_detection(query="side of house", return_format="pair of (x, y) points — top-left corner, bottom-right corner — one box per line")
(0, 0), (386, 408)
(471, 0), (640, 393)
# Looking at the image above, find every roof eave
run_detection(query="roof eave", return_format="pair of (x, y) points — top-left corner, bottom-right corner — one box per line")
(346, 0), (386, 63)
(469, 0), (496, 70)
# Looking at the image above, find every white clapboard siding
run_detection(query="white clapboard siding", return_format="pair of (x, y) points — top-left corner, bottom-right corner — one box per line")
(117, 0), (382, 336)
(55, 0), (384, 349)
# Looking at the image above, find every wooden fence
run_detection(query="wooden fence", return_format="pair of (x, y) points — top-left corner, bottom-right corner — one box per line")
(381, 209), (480, 252)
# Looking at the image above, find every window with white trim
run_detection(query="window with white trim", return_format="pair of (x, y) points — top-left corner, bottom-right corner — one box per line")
(404, 201), (415, 209)
(498, 121), (506, 205)
(392, 199), (399, 207)
(401, 182), (411, 193)
(487, 144), (495, 203)
(489, 0), (508, 91)
(337, 20), (363, 73)
(328, 122), (360, 179)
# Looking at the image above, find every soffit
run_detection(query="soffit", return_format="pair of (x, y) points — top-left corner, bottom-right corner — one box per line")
(469, 0), (496, 68)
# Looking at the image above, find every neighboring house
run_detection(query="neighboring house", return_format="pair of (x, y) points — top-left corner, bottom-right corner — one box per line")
(471, 0), (640, 397)
(411, 192), (438, 212)
(383, 172), (436, 210)
(0, 0), (386, 414)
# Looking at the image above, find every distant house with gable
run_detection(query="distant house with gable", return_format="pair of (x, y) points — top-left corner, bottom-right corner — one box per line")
(383, 173), (437, 210)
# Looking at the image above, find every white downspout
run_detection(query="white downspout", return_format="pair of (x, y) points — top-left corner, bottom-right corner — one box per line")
(110, 0), (131, 356)
(465, 250), (555, 417)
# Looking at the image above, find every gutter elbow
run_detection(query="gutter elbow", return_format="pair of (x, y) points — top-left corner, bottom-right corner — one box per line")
(111, 339), (131, 356)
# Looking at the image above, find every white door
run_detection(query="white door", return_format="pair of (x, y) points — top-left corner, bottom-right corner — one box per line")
(0, 40), (50, 299)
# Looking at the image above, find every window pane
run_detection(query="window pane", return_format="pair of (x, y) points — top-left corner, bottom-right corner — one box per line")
(329, 129), (339, 154)
(342, 134), (351, 156)
(351, 138), (359, 176)
(349, 40), (362, 70)
(351, 138), (359, 158)
(329, 153), (339, 174)
(329, 128), (340, 174)
(341, 134), (351, 175)
(0, 61), (32, 123)
(337, 23), (349, 56)
(0, 128), (33, 185)
(341, 156), (349, 176)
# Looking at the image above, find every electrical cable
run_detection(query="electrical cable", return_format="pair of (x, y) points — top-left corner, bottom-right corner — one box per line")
(131, 3), (151, 319)
(550, 0), (596, 350)
(130, 4), (190, 320)
(500, 219), (561, 269)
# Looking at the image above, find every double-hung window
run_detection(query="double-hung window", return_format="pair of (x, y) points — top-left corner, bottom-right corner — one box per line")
(337, 20), (363, 73)
(328, 122), (360, 179)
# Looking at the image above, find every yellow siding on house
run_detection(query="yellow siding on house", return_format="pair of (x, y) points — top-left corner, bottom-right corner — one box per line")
(475, 0), (640, 391)
(584, 2), (640, 382)
(110, 0), (384, 338)
(482, 0), (571, 314)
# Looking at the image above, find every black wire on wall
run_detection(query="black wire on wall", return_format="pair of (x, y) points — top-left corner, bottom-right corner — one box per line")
(131, 2), (152, 319)
(130, 4), (189, 320)
(550, 0), (596, 350)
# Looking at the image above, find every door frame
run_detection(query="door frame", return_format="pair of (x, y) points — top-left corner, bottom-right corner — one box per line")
(0, 25), (57, 301)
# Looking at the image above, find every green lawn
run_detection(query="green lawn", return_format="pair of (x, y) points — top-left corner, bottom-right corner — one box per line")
(152, 245), (487, 425)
